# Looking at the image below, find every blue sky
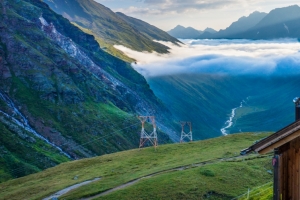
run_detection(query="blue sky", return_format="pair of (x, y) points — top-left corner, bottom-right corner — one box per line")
(94, 0), (300, 31)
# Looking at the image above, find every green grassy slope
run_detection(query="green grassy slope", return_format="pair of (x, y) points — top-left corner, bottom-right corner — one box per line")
(0, 0), (174, 182)
(71, 22), (135, 63)
(0, 132), (272, 200)
(238, 182), (272, 200)
(99, 158), (271, 200)
(0, 122), (69, 182)
(115, 12), (180, 44)
(43, 0), (178, 53)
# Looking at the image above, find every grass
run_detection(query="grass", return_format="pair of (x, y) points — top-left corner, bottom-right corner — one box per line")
(71, 22), (135, 63)
(0, 118), (69, 182)
(0, 132), (272, 200)
(238, 182), (273, 200)
(9, 76), (143, 155)
(0, 75), (147, 181)
(2, 0), (173, 186)
(98, 157), (272, 200)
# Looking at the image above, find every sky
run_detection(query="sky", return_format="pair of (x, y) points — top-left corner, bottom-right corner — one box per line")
(95, 0), (299, 31)
(114, 39), (300, 77)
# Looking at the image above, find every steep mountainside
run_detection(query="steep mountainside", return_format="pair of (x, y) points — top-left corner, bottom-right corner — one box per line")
(254, 5), (300, 29)
(148, 74), (300, 139)
(200, 5), (300, 39)
(43, 0), (178, 53)
(0, 0), (176, 182)
(232, 5), (300, 39)
(204, 11), (267, 39)
(168, 25), (203, 39)
(115, 12), (180, 44)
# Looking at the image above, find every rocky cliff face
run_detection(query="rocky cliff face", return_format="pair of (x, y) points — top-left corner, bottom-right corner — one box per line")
(0, 0), (176, 182)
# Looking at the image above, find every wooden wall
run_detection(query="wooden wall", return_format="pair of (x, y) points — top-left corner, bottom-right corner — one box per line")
(278, 136), (300, 200)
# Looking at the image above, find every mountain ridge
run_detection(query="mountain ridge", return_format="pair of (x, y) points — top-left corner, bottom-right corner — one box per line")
(115, 12), (180, 44)
(168, 25), (217, 39)
(206, 5), (300, 39)
(43, 0), (180, 54)
(168, 5), (300, 40)
(208, 11), (267, 39)
(230, 5), (300, 39)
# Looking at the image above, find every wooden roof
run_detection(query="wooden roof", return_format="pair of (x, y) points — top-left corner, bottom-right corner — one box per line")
(242, 120), (300, 155)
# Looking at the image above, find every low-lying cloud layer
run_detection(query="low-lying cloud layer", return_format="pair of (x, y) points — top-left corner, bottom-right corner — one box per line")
(115, 39), (300, 77)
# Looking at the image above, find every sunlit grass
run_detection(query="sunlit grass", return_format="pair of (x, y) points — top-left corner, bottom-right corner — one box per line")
(238, 182), (273, 200)
(0, 132), (271, 200)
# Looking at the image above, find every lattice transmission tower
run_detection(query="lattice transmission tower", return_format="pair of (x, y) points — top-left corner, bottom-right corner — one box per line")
(180, 121), (192, 143)
(138, 116), (158, 149)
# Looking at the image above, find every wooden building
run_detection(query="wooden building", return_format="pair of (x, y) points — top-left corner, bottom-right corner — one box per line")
(242, 98), (300, 200)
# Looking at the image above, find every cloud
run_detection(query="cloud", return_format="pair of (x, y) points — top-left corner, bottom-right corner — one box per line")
(115, 0), (239, 15)
(117, 6), (163, 15)
(114, 39), (300, 77)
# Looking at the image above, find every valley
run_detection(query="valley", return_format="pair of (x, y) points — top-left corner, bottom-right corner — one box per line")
(1, 0), (300, 199)
(148, 75), (299, 139)
(119, 38), (300, 140)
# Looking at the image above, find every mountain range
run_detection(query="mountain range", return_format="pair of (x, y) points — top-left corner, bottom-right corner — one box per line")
(43, 0), (180, 58)
(168, 25), (217, 39)
(0, 0), (178, 182)
(169, 5), (300, 40)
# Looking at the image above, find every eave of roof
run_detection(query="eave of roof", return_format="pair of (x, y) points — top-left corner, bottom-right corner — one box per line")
(245, 120), (300, 155)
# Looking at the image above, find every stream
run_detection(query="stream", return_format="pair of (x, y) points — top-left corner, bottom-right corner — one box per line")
(0, 92), (71, 158)
(220, 98), (248, 136)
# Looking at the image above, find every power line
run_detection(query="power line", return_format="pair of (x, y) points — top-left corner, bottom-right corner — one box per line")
(5, 121), (140, 175)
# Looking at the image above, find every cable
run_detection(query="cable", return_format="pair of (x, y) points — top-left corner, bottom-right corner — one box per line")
(6, 121), (140, 175)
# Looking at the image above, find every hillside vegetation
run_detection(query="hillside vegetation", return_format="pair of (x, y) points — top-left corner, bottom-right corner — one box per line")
(237, 182), (272, 200)
(0, 0), (175, 182)
(43, 0), (180, 54)
(0, 132), (273, 200)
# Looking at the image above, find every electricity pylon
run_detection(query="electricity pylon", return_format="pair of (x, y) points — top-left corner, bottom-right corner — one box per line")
(180, 121), (192, 143)
(138, 116), (158, 149)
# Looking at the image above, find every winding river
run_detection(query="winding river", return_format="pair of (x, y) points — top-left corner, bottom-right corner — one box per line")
(220, 98), (248, 135)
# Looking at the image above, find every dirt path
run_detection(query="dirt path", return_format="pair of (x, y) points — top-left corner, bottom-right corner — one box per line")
(82, 155), (260, 200)
(43, 154), (267, 200)
(43, 177), (101, 200)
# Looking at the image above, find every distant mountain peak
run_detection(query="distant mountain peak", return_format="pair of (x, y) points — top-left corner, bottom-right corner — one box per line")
(168, 25), (202, 39)
(204, 27), (217, 34)
(172, 25), (186, 30)
(210, 11), (267, 37)
(253, 5), (300, 29)
(250, 11), (267, 15)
